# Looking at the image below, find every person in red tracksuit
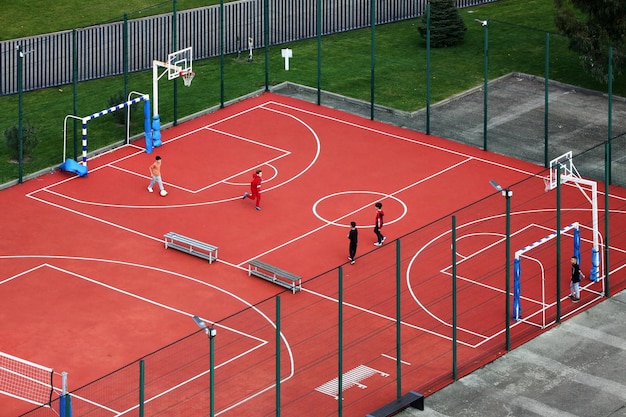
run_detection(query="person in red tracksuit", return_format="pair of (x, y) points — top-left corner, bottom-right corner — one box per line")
(373, 202), (386, 246)
(242, 169), (262, 210)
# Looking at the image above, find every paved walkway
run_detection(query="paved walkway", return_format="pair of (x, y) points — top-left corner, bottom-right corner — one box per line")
(399, 289), (626, 417)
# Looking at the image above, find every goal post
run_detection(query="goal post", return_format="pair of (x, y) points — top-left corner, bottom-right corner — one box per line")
(61, 93), (152, 176)
(513, 222), (580, 324)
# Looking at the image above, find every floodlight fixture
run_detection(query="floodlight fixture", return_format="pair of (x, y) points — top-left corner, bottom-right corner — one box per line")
(490, 180), (512, 198)
(192, 315), (217, 338)
(489, 179), (502, 192)
(192, 315), (207, 331)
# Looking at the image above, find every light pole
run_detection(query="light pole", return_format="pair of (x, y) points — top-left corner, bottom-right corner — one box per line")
(192, 315), (217, 417)
(490, 180), (512, 351)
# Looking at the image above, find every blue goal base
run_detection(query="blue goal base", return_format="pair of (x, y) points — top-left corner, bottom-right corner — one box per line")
(60, 159), (88, 177)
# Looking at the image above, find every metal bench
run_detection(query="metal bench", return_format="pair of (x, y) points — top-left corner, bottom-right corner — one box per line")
(366, 391), (424, 417)
(248, 259), (302, 293)
(164, 232), (218, 264)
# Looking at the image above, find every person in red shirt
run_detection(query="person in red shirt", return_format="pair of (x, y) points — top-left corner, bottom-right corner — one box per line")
(242, 169), (262, 210)
(373, 202), (385, 246)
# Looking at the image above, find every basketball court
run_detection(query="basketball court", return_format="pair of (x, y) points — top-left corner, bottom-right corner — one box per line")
(2, 88), (626, 416)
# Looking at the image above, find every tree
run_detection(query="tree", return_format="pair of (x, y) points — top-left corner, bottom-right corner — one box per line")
(554, 0), (626, 83)
(418, 0), (467, 48)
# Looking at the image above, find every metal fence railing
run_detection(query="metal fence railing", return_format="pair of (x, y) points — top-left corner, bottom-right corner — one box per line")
(0, 0), (495, 95)
(20, 138), (626, 416)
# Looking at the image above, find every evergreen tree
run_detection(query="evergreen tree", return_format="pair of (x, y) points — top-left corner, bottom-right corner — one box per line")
(554, 0), (626, 83)
(418, 0), (467, 48)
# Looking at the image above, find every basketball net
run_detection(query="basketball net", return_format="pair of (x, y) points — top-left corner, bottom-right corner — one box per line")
(180, 70), (195, 87)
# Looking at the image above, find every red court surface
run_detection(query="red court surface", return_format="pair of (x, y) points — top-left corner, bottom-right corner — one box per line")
(1, 92), (625, 416)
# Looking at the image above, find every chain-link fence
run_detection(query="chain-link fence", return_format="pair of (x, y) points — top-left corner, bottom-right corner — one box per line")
(20, 141), (626, 416)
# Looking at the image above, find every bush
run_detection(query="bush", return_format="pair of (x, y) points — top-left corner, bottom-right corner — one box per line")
(107, 91), (139, 125)
(418, 0), (467, 48)
(4, 123), (39, 161)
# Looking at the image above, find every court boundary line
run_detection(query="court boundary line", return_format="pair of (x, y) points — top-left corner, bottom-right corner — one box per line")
(0, 255), (297, 414)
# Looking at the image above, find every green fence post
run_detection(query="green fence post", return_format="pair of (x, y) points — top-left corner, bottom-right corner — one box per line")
(543, 32), (550, 168)
(264, 0), (270, 92)
(72, 29), (78, 161)
(482, 20), (489, 151)
(64, 394), (71, 417)
(369, 0), (376, 121)
(210, 329), (216, 417)
(396, 238), (402, 398)
(452, 216), (457, 380)
(17, 45), (23, 184)
(490, 179), (511, 349)
(123, 15), (129, 134)
(139, 359), (144, 417)
(316, 0), (321, 105)
(338, 266), (343, 417)
(276, 295), (281, 416)
(172, 0), (178, 125)
(425, 5), (431, 135)
(505, 187), (511, 351)
(607, 46), (613, 183)
(220, 0), (225, 107)
(556, 169), (561, 322)
(604, 142), (610, 297)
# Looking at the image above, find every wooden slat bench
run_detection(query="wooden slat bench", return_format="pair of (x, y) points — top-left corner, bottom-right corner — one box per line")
(164, 232), (218, 264)
(248, 259), (302, 293)
(366, 391), (424, 417)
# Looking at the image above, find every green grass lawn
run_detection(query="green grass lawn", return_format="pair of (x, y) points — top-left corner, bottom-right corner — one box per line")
(0, 0), (220, 40)
(0, 0), (623, 184)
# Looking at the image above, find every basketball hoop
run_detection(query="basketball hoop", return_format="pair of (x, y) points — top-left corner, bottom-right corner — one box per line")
(543, 176), (552, 192)
(180, 70), (195, 87)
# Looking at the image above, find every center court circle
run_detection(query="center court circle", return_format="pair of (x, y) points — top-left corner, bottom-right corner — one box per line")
(312, 191), (407, 227)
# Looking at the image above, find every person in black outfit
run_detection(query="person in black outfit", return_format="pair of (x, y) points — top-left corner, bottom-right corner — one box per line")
(569, 255), (584, 302)
(348, 221), (358, 265)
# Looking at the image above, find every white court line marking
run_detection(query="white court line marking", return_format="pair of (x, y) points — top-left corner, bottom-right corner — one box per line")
(0, 255), (297, 414)
(381, 354), (411, 365)
(20, 98), (626, 348)
(28, 104), (319, 209)
(315, 365), (387, 398)
(111, 127), (291, 194)
(238, 156), (475, 267)
(313, 191), (408, 227)
(409, 213), (624, 346)
(303, 287), (478, 348)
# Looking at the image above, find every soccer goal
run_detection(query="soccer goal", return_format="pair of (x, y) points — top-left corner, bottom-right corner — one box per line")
(61, 92), (152, 176)
(513, 223), (581, 328)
